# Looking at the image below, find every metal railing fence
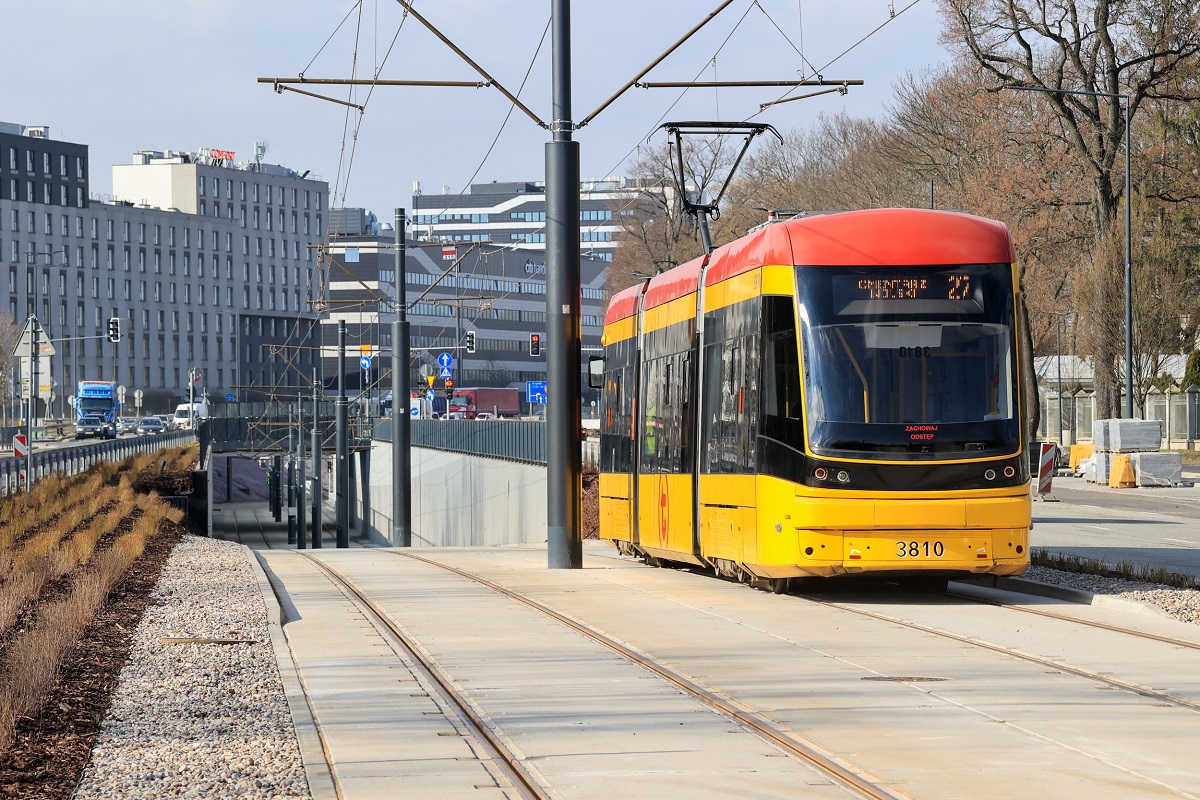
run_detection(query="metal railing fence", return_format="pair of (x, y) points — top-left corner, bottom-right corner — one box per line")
(0, 430), (195, 498)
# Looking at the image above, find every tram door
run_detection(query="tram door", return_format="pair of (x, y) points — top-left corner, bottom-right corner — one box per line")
(637, 351), (694, 557)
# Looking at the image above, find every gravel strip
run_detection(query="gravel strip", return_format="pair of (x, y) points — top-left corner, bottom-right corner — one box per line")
(74, 535), (309, 800)
(1023, 565), (1200, 625)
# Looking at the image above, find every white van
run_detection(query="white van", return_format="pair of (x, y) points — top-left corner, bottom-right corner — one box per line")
(173, 400), (210, 430)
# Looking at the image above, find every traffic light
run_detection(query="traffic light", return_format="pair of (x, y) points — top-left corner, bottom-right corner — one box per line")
(107, 317), (121, 343)
(446, 379), (453, 388)
(465, 330), (476, 354)
(529, 333), (541, 357)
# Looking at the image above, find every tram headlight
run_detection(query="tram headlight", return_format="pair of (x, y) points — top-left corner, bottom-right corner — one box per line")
(836, 470), (851, 483)
(814, 467), (828, 480)
(1003, 465), (1016, 478)
(984, 469), (997, 481)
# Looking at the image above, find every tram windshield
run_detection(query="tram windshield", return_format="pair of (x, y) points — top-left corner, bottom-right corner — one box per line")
(796, 263), (1021, 459)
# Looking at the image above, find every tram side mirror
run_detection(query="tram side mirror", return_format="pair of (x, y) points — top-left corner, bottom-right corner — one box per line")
(587, 355), (605, 389)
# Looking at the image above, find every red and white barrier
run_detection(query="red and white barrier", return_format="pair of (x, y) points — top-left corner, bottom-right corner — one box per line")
(1034, 441), (1057, 500)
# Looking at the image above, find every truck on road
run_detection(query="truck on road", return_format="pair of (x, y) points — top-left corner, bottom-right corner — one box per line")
(448, 387), (521, 419)
(74, 381), (120, 425)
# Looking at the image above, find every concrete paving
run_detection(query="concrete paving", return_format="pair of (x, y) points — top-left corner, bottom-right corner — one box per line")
(211, 498), (1200, 800)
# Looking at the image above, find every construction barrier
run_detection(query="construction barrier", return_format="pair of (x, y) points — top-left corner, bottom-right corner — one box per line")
(1108, 454), (1136, 488)
(1069, 443), (1094, 472)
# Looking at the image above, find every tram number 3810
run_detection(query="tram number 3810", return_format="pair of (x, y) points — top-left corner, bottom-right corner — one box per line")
(896, 541), (945, 558)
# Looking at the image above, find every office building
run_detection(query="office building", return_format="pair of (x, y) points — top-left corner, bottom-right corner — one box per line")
(323, 226), (609, 406)
(2, 121), (327, 418)
(410, 178), (635, 262)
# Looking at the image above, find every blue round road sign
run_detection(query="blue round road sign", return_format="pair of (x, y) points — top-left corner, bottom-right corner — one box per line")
(360, 356), (372, 369)
(437, 352), (454, 368)
(225, 393), (235, 402)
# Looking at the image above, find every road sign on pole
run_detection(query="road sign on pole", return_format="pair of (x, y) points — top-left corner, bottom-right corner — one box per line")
(13, 434), (27, 459)
(526, 381), (548, 405)
(360, 356), (372, 370)
(437, 352), (454, 369)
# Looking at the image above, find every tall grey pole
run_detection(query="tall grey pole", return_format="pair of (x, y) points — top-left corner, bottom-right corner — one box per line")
(335, 320), (349, 547)
(1123, 99), (1134, 419)
(297, 393), (307, 548)
(311, 368), (323, 548)
(287, 419), (296, 545)
(1057, 318), (1063, 445)
(546, 0), (582, 568)
(392, 209), (412, 546)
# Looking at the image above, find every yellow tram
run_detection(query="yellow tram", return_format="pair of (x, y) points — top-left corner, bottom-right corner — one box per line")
(590, 209), (1032, 591)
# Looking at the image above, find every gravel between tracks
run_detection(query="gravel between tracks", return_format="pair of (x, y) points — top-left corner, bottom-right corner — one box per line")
(1023, 565), (1200, 625)
(71, 536), (1200, 798)
(73, 535), (309, 800)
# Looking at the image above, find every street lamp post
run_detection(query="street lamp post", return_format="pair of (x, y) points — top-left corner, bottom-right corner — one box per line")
(1007, 84), (1133, 418)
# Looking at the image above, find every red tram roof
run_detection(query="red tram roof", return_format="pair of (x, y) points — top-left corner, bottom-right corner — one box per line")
(705, 208), (1014, 285)
(643, 256), (703, 311)
(604, 283), (643, 325)
(603, 209), (1013, 325)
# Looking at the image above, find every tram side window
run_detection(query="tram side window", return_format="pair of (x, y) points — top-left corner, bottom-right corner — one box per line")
(761, 296), (803, 450)
(640, 352), (692, 474)
(701, 335), (759, 473)
(600, 361), (635, 474)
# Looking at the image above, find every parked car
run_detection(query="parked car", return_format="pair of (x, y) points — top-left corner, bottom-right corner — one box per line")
(75, 415), (117, 440)
(116, 417), (138, 435)
(137, 417), (166, 436)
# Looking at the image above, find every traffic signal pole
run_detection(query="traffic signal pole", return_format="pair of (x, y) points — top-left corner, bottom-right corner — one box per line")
(546, 0), (583, 569)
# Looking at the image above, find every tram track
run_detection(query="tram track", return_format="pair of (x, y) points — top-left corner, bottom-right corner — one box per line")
(294, 552), (552, 800)
(376, 550), (912, 800)
(586, 548), (1200, 714)
(800, 592), (1200, 715)
(944, 584), (1200, 651)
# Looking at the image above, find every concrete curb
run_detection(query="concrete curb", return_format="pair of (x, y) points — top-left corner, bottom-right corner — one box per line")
(244, 549), (338, 800)
(953, 575), (1175, 619)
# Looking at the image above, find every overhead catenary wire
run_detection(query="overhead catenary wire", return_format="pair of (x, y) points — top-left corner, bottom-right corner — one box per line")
(255, 0), (924, 420)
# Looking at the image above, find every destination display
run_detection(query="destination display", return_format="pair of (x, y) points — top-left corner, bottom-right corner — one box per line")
(832, 272), (983, 314)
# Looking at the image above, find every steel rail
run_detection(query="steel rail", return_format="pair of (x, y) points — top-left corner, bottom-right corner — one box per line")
(813, 597), (1200, 714)
(945, 586), (1200, 650)
(295, 553), (551, 800)
(385, 551), (908, 800)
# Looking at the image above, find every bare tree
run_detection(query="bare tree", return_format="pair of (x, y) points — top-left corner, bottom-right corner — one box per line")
(937, 0), (1200, 417)
(0, 312), (20, 428)
(607, 135), (742, 293)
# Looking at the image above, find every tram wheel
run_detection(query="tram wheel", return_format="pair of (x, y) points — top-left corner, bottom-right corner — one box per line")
(768, 578), (791, 595)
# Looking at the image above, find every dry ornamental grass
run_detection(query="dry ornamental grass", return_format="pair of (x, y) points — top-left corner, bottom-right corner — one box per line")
(0, 444), (197, 792)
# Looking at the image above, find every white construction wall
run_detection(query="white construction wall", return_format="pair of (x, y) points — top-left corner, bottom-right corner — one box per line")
(362, 442), (547, 547)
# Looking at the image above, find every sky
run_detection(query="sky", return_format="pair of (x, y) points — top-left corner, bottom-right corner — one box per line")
(1, 0), (955, 219)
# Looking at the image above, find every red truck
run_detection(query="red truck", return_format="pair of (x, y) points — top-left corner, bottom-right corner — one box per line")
(448, 387), (521, 419)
